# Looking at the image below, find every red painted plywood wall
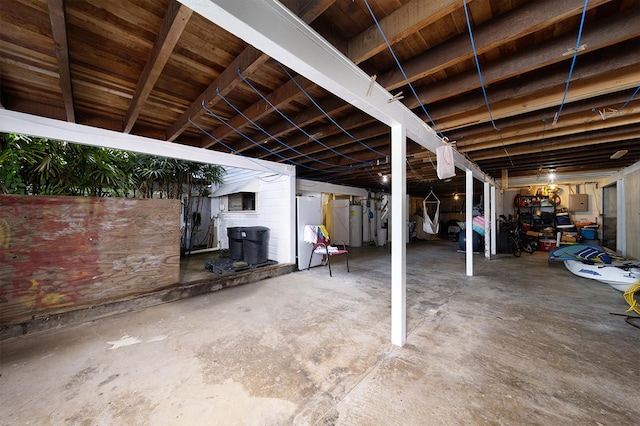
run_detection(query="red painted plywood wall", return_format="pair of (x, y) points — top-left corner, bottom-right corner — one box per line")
(0, 195), (180, 325)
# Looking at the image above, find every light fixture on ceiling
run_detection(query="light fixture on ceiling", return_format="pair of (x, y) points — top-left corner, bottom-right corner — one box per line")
(454, 192), (459, 200)
(610, 149), (628, 160)
(382, 175), (388, 183)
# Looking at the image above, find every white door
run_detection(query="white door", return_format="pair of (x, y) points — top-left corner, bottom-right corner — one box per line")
(296, 196), (323, 270)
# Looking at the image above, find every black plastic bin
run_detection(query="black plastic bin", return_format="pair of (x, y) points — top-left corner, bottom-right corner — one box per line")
(227, 227), (244, 260)
(242, 226), (269, 265)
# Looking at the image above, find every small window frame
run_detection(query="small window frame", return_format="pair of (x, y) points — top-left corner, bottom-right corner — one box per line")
(227, 192), (256, 212)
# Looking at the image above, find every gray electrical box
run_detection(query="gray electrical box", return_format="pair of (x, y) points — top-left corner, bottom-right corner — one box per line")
(569, 194), (588, 211)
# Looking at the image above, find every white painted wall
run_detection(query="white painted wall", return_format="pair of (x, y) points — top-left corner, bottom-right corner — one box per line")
(213, 168), (296, 265)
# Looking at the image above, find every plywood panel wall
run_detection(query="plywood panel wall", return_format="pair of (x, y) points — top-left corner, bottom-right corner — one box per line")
(624, 169), (640, 260)
(0, 195), (180, 324)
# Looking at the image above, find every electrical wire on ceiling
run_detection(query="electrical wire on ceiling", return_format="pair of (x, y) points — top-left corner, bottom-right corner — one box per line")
(237, 70), (376, 167)
(536, 118), (547, 177)
(462, 0), (500, 133)
(201, 102), (345, 173)
(553, 0), (590, 126)
(188, 116), (296, 176)
(360, 0), (445, 139)
(618, 85), (640, 112)
(276, 62), (387, 157)
(214, 88), (366, 170)
(499, 132), (514, 168)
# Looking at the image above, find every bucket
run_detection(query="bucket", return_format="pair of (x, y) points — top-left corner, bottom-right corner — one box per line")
(539, 239), (557, 252)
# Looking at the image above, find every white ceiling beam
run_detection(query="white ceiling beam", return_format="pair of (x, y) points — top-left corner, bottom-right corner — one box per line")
(177, 0), (494, 184)
(0, 109), (294, 176)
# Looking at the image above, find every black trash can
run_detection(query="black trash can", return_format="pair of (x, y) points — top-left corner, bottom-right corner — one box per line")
(227, 227), (244, 260)
(242, 226), (269, 265)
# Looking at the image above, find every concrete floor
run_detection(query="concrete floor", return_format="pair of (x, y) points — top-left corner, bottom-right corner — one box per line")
(1, 239), (638, 425)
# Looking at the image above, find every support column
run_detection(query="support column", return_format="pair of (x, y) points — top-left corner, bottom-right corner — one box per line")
(465, 168), (473, 276)
(391, 124), (407, 347)
(484, 181), (490, 259)
(617, 179), (626, 257)
(490, 185), (497, 255)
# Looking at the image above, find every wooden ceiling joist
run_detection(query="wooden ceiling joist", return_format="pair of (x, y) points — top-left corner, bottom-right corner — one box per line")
(123, 1), (192, 133)
(47, 0), (74, 122)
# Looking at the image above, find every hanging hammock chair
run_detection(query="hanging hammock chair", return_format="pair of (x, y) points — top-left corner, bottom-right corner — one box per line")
(422, 190), (440, 235)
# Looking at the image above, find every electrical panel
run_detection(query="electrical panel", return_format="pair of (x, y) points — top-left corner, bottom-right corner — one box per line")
(569, 194), (588, 211)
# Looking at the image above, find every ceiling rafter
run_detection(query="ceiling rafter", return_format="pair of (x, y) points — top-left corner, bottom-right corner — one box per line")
(166, 0), (336, 143)
(347, 0), (462, 64)
(123, 0), (192, 133)
(379, 0), (611, 91)
(407, 6), (640, 110)
(47, 0), (74, 122)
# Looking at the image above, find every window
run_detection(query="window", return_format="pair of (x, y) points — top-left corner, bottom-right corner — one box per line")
(228, 192), (256, 211)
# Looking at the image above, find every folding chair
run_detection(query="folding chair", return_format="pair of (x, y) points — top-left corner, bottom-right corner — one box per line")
(304, 225), (349, 277)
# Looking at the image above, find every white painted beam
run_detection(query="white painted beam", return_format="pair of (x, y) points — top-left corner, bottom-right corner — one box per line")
(0, 110), (294, 176)
(466, 169), (473, 276)
(617, 179), (626, 257)
(391, 124), (407, 347)
(484, 181), (490, 259)
(491, 185), (497, 255)
(177, 0), (493, 183)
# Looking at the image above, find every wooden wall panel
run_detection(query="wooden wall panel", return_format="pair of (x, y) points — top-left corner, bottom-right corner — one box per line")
(624, 169), (640, 260)
(0, 195), (180, 324)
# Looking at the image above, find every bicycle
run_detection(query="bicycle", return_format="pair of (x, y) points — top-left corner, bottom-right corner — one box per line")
(509, 226), (522, 257)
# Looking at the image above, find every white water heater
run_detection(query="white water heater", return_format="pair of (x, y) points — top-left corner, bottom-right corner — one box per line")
(349, 204), (363, 247)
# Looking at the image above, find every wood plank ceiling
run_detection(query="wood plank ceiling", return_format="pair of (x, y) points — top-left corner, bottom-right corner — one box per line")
(1, 0), (639, 196)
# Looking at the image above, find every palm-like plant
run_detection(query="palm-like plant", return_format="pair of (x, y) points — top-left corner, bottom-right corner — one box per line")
(1, 133), (226, 253)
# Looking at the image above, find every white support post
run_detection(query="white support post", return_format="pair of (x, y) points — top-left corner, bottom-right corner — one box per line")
(484, 181), (490, 259)
(391, 124), (407, 347)
(466, 168), (473, 276)
(617, 179), (626, 257)
(490, 185), (497, 255)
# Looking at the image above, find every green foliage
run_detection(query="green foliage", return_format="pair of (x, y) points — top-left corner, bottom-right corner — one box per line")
(0, 133), (225, 198)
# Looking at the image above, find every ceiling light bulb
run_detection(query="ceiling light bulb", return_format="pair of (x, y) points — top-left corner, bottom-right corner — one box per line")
(382, 175), (388, 183)
(548, 172), (556, 181)
(454, 193), (459, 200)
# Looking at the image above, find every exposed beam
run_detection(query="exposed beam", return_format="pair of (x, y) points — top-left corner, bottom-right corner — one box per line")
(123, 1), (192, 133)
(0, 109), (294, 176)
(297, 0), (337, 22)
(405, 6), (640, 110)
(447, 91), (634, 140)
(428, 45), (640, 125)
(469, 126), (640, 161)
(166, 45), (268, 141)
(202, 77), (315, 148)
(232, 97), (350, 153)
(47, 0), (74, 122)
(380, 0), (611, 90)
(347, 0), (462, 64)
(438, 65), (640, 131)
(167, 0), (334, 142)
(460, 105), (640, 148)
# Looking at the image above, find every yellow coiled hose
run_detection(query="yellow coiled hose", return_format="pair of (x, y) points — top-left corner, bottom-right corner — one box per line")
(624, 280), (640, 315)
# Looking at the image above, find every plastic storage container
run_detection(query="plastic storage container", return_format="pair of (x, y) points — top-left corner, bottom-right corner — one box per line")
(539, 239), (557, 252)
(580, 228), (597, 239)
(242, 226), (269, 265)
(227, 227), (244, 260)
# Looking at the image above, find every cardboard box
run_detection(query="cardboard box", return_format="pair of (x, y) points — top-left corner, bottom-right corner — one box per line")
(561, 234), (578, 242)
